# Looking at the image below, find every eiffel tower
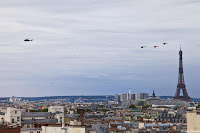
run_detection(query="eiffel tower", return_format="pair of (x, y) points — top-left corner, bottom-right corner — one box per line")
(174, 47), (190, 102)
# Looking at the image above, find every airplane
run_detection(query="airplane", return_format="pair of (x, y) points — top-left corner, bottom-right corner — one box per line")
(154, 46), (159, 48)
(163, 43), (168, 45)
(24, 39), (33, 41)
(141, 46), (146, 48)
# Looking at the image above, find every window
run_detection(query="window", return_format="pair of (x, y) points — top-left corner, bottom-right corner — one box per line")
(60, 117), (62, 123)
(27, 124), (30, 128)
(30, 132), (33, 133)
(15, 111), (17, 114)
(12, 118), (14, 123)
(17, 117), (20, 122)
(37, 131), (40, 133)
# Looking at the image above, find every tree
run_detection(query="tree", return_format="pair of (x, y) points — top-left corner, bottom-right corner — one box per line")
(129, 104), (137, 109)
(196, 104), (200, 109)
(85, 108), (92, 112)
(142, 105), (151, 109)
(42, 108), (48, 112)
(101, 109), (109, 112)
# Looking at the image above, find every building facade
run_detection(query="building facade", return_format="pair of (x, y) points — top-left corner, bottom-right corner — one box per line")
(135, 93), (148, 100)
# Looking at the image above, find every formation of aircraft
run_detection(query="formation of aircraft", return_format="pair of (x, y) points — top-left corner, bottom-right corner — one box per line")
(23, 38), (168, 49)
(141, 43), (168, 48)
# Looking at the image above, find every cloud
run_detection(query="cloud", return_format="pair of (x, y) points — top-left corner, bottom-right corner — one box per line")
(0, 0), (199, 97)
(87, 73), (141, 80)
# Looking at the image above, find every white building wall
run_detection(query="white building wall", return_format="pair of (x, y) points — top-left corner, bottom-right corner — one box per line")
(0, 114), (5, 124)
(20, 129), (42, 133)
(55, 113), (64, 124)
(42, 126), (67, 133)
(42, 126), (86, 133)
(67, 127), (86, 133)
(48, 106), (64, 113)
(5, 107), (22, 126)
(114, 94), (120, 103)
(120, 94), (128, 102)
(48, 106), (65, 127)
(187, 111), (200, 132)
(0, 107), (7, 113)
(135, 93), (148, 100)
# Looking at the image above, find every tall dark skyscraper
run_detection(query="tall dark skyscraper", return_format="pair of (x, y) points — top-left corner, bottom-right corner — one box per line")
(174, 48), (190, 102)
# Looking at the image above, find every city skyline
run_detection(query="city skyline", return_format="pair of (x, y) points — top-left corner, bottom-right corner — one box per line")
(0, 0), (200, 97)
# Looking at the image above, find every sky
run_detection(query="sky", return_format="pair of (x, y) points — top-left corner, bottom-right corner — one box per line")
(0, 0), (200, 97)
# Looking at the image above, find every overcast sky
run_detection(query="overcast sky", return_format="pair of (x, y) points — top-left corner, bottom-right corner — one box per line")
(0, 0), (200, 97)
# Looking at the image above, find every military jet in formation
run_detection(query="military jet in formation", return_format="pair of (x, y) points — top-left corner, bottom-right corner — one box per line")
(141, 43), (168, 48)
(24, 38), (33, 41)
(141, 46), (146, 48)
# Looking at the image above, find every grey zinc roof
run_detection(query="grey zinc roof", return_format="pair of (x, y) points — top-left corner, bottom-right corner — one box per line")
(22, 112), (55, 117)
(65, 114), (79, 118)
(64, 114), (79, 120)
(121, 99), (193, 108)
(176, 109), (187, 114)
(20, 128), (42, 131)
(85, 113), (93, 116)
(110, 122), (122, 125)
(123, 122), (139, 128)
(92, 124), (110, 133)
(145, 123), (173, 128)
(120, 100), (140, 108)
(105, 113), (114, 116)
(22, 119), (58, 124)
(147, 99), (193, 107)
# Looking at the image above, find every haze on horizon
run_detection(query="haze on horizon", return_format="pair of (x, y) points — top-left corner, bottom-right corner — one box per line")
(0, 0), (200, 97)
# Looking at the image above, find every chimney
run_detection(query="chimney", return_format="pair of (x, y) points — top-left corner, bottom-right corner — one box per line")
(62, 106), (65, 128)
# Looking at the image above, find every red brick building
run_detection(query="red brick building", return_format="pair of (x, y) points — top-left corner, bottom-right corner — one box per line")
(0, 126), (20, 133)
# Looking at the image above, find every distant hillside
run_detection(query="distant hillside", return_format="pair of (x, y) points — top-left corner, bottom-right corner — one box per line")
(159, 96), (200, 102)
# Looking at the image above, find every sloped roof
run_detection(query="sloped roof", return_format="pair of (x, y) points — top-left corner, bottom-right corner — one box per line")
(22, 112), (55, 117)
(22, 119), (57, 124)
(147, 99), (192, 107)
